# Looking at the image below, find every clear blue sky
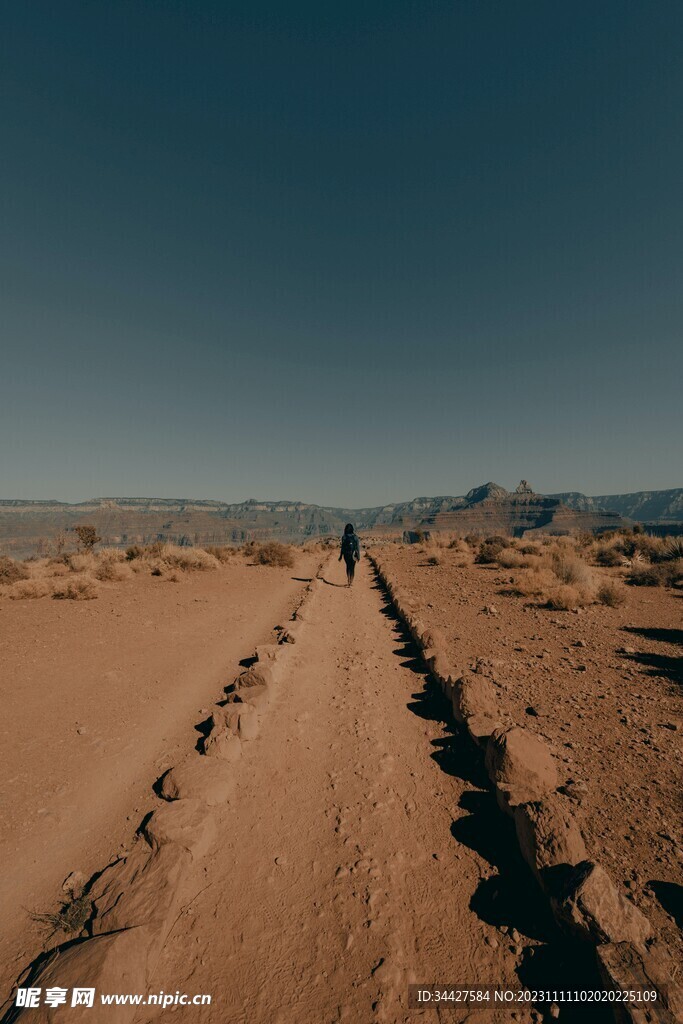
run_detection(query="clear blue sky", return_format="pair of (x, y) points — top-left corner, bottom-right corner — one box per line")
(2, 1), (682, 505)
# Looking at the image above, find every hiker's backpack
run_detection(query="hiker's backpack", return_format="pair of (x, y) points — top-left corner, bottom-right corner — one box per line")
(341, 533), (358, 558)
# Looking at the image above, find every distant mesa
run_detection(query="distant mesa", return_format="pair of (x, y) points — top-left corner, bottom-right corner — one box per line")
(417, 480), (627, 537)
(0, 483), (681, 557)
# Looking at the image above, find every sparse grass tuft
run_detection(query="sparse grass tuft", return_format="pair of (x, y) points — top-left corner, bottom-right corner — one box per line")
(426, 555), (441, 566)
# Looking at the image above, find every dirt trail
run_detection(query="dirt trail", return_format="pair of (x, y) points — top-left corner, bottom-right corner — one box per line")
(148, 557), (526, 1023)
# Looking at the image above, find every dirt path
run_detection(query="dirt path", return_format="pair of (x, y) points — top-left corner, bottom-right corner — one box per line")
(147, 557), (530, 1023)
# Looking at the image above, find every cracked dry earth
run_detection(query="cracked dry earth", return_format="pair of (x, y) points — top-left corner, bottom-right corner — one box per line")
(145, 556), (564, 1024)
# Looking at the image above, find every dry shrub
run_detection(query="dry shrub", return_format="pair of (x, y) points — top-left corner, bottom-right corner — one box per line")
(497, 549), (527, 569)
(595, 545), (623, 567)
(95, 560), (133, 582)
(52, 576), (99, 600)
(9, 579), (51, 600)
(156, 544), (219, 571)
(546, 585), (592, 610)
(0, 556), (29, 585)
(426, 554), (441, 566)
(254, 542), (295, 568)
(597, 581), (627, 607)
(204, 545), (234, 563)
(551, 552), (594, 589)
(475, 541), (504, 564)
(67, 552), (97, 574)
(628, 560), (682, 588)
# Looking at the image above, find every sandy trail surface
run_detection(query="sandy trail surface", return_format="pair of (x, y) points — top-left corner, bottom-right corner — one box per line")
(0, 557), (318, 997)
(148, 557), (545, 1024)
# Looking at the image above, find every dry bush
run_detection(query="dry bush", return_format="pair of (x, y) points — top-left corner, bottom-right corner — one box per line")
(497, 549), (527, 569)
(67, 552), (97, 574)
(426, 555), (441, 566)
(155, 544), (219, 571)
(52, 576), (99, 600)
(519, 543), (539, 555)
(546, 585), (592, 610)
(9, 579), (51, 600)
(0, 556), (29, 585)
(597, 581), (627, 607)
(94, 559), (133, 582)
(628, 560), (682, 588)
(254, 542), (295, 568)
(550, 552), (594, 590)
(73, 525), (101, 551)
(204, 545), (234, 563)
(475, 541), (505, 564)
(595, 544), (623, 567)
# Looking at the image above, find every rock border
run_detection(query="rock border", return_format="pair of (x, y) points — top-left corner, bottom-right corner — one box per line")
(4, 567), (326, 1022)
(368, 551), (681, 1024)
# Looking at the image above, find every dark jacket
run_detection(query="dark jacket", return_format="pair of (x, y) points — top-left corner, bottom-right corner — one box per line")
(340, 532), (361, 561)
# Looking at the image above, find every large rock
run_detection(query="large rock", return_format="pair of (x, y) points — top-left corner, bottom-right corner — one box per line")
(16, 930), (147, 1023)
(160, 757), (235, 805)
(552, 862), (653, 948)
(210, 703), (259, 741)
(452, 673), (498, 724)
(466, 713), (505, 748)
(143, 798), (216, 861)
(254, 644), (290, 683)
(513, 796), (587, 891)
(485, 726), (558, 814)
(234, 665), (273, 690)
(596, 942), (683, 1023)
(91, 842), (191, 964)
(202, 728), (242, 762)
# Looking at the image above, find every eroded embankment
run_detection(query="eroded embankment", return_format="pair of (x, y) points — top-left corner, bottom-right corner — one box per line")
(369, 550), (682, 1024)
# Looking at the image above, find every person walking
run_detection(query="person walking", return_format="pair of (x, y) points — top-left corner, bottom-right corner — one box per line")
(339, 523), (361, 587)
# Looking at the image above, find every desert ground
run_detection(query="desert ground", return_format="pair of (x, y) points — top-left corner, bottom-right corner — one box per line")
(0, 534), (681, 1022)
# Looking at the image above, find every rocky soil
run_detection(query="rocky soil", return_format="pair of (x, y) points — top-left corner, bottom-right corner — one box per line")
(372, 544), (683, 964)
